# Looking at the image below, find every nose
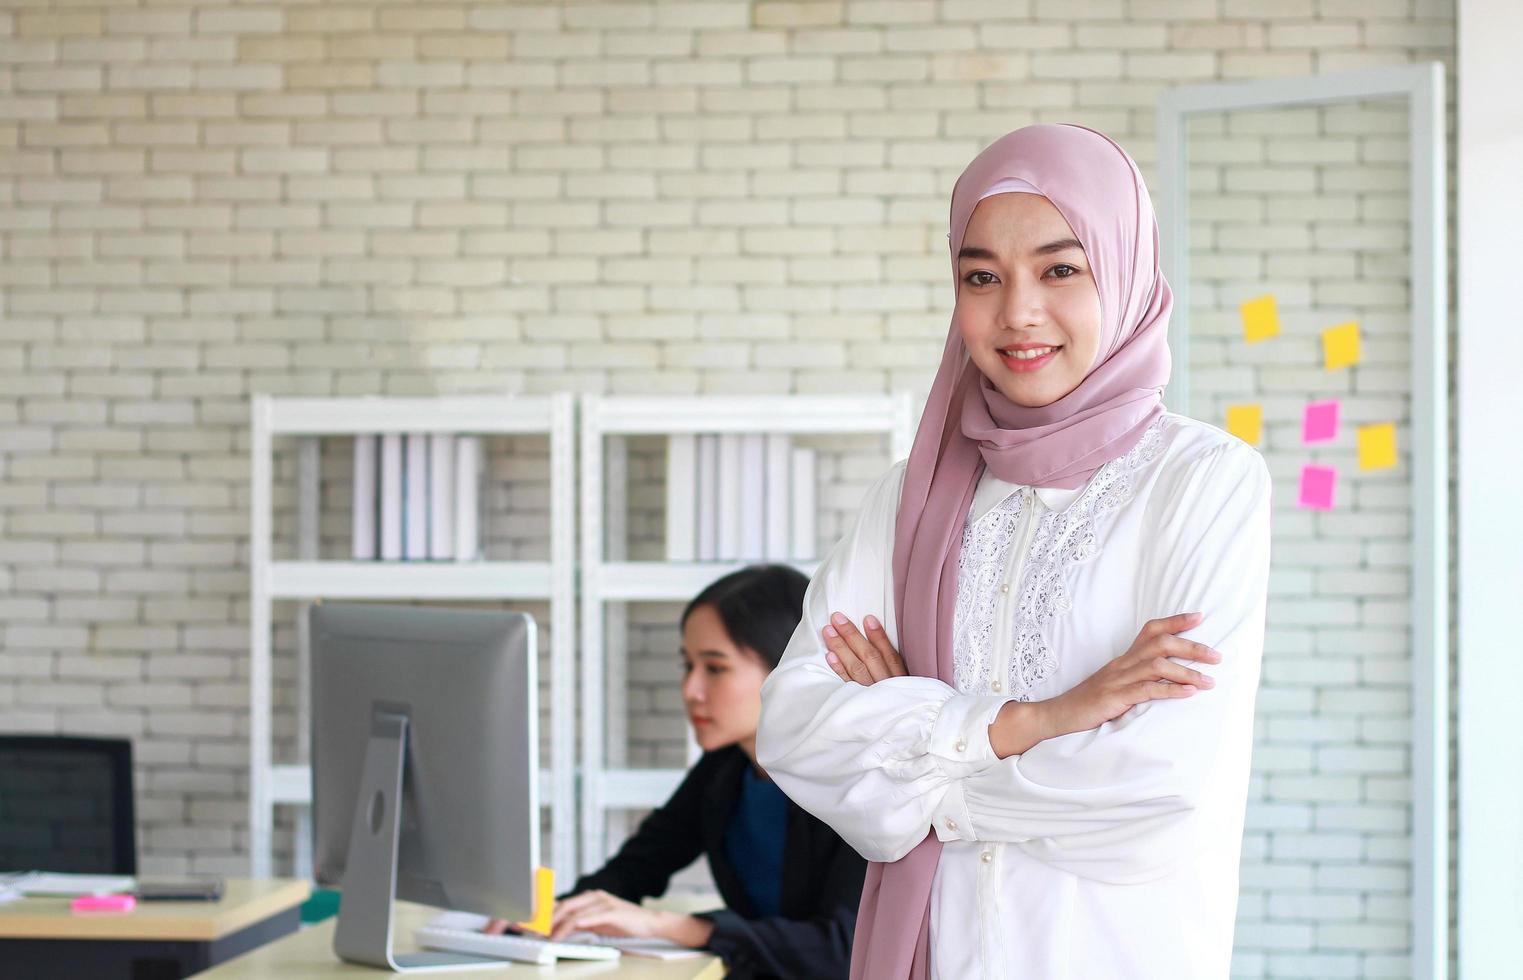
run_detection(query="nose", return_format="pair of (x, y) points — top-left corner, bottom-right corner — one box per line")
(681, 669), (703, 704)
(997, 273), (1046, 331)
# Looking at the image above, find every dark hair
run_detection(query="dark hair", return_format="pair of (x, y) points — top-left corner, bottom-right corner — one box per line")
(680, 564), (810, 671)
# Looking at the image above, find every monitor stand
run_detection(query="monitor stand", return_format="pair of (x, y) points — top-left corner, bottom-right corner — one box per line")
(331, 710), (500, 973)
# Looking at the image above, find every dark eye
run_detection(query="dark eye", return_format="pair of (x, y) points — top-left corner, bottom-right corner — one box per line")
(706, 665), (727, 677)
(963, 271), (997, 287)
(1048, 264), (1079, 278)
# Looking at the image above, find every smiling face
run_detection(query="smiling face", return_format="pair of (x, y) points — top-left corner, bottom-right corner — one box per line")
(956, 192), (1104, 408)
(679, 603), (772, 758)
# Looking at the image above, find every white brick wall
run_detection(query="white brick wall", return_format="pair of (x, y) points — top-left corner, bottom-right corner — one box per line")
(0, 2), (1456, 975)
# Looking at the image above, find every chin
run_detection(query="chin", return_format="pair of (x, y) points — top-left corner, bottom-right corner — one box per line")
(691, 730), (729, 753)
(980, 362), (1081, 409)
(997, 386), (1055, 408)
(989, 376), (1064, 409)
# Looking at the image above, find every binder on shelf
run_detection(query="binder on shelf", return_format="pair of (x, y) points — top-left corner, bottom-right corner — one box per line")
(404, 433), (429, 561)
(665, 434), (696, 562)
(763, 434), (791, 561)
(716, 435), (742, 561)
(695, 434), (718, 561)
(351, 435), (377, 560)
(789, 447), (817, 561)
(428, 434), (455, 560)
(739, 434), (765, 561)
(454, 435), (481, 562)
(380, 433), (403, 561)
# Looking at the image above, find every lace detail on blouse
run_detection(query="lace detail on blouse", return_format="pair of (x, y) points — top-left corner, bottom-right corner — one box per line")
(952, 488), (1027, 694)
(953, 419), (1168, 700)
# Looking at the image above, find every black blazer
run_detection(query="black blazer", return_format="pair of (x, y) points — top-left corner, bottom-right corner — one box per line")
(567, 746), (865, 980)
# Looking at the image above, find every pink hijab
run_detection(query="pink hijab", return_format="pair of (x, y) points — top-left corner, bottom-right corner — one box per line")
(851, 124), (1174, 979)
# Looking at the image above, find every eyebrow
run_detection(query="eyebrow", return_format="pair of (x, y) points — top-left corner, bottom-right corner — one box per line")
(679, 648), (731, 661)
(958, 238), (1084, 261)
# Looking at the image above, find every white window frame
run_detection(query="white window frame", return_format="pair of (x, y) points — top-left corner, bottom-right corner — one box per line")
(1157, 63), (1449, 980)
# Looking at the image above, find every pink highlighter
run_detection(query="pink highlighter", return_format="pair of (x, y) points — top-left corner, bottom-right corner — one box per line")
(71, 894), (136, 914)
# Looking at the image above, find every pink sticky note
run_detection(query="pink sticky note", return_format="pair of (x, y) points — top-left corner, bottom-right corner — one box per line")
(72, 894), (136, 914)
(1298, 465), (1337, 510)
(1302, 400), (1340, 445)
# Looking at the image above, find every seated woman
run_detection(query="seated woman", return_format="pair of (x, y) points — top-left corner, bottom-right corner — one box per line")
(493, 563), (865, 979)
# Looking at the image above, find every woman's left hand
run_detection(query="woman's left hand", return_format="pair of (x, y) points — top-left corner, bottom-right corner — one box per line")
(549, 890), (713, 947)
(550, 890), (660, 941)
(822, 612), (907, 685)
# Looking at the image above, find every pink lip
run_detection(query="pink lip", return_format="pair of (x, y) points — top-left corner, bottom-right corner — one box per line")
(998, 346), (1062, 373)
(689, 716), (712, 727)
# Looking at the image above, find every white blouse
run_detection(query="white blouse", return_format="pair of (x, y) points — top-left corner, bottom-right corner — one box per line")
(756, 413), (1271, 980)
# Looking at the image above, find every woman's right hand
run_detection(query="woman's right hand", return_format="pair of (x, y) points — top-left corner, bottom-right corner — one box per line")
(1043, 612), (1221, 739)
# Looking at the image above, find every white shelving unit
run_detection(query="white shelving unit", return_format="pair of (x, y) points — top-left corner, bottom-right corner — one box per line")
(249, 394), (578, 883)
(577, 394), (915, 872)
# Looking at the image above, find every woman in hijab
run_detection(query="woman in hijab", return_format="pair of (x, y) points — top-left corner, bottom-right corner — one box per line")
(755, 124), (1271, 980)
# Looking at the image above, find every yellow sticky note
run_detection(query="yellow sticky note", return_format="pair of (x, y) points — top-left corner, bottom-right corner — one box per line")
(1225, 404), (1263, 446)
(1323, 321), (1361, 370)
(514, 866), (555, 936)
(1240, 295), (1280, 344)
(1358, 422), (1397, 471)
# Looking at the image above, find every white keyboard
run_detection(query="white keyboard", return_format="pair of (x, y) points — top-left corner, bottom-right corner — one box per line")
(413, 925), (620, 965)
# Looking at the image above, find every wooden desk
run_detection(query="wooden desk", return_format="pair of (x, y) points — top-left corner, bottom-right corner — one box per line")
(0, 877), (309, 979)
(191, 901), (726, 979)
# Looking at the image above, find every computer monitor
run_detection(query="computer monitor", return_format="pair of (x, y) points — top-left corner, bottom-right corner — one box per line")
(0, 735), (136, 875)
(310, 602), (538, 972)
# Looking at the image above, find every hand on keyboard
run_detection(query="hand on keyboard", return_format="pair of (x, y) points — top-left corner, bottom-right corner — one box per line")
(549, 887), (709, 944)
